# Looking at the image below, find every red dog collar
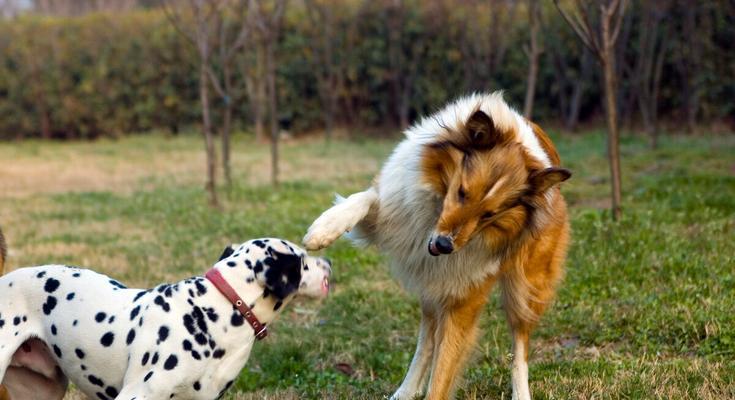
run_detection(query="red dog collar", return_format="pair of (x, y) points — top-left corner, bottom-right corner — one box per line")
(205, 268), (268, 341)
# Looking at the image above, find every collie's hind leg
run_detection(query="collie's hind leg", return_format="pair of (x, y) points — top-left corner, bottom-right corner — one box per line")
(502, 266), (562, 400)
(390, 302), (438, 400)
(425, 277), (496, 400)
(303, 188), (378, 250)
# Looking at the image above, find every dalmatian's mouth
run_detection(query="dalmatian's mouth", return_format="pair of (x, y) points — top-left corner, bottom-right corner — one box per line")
(321, 277), (330, 296)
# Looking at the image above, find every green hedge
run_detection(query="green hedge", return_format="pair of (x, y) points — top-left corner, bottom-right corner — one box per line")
(0, 3), (732, 139)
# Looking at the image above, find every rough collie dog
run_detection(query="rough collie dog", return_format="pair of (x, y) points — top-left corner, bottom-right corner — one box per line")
(304, 92), (571, 400)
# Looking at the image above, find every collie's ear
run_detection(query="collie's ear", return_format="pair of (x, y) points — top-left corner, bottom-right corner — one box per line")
(465, 110), (503, 149)
(218, 245), (236, 261)
(528, 167), (571, 193)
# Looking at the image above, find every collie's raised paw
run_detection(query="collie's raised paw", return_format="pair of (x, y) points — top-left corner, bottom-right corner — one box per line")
(303, 208), (352, 250)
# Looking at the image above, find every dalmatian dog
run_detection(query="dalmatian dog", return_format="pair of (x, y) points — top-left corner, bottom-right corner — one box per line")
(0, 238), (331, 400)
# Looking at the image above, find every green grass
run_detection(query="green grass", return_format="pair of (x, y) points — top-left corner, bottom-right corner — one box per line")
(1, 131), (733, 399)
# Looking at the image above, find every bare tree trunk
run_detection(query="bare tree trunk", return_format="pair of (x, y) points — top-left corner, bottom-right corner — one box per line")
(555, 0), (627, 220)
(221, 63), (233, 187)
(200, 64), (219, 207)
(523, 0), (542, 119)
(266, 42), (279, 186)
(567, 50), (592, 131)
(254, 43), (267, 142)
(602, 13), (622, 221)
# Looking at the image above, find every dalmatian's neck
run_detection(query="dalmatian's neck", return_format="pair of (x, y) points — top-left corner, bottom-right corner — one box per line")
(208, 267), (293, 331)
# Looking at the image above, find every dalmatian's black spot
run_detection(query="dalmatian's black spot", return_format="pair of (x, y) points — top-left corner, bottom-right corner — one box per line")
(75, 348), (85, 359)
(212, 349), (225, 359)
(273, 301), (283, 311)
(194, 333), (207, 346)
(183, 314), (195, 334)
(246, 277), (254, 283)
(218, 246), (235, 261)
(143, 371), (154, 382)
(22, 316), (26, 322)
(133, 290), (149, 302)
(109, 280), (126, 289)
(163, 354), (178, 370)
(226, 261), (236, 267)
(195, 281), (207, 296)
(154, 296), (171, 312)
(51, 324), (57, 335)
(66, 292), (75, 300)
(95, 312), (107, 323)
(42, 296), (57, 315)
(95, 393), (108, 400)
(151, 352), (159, 365)
(191, 350), (201, 360)
(36, 271), (46, 278)
(13, 317), (20, 326)
(182, 340), (192, 351)
(193, 381), (201, 391)
(88, 375), (104, 387)
(72, 272), (81, 277)
(141, 352), (149, 366)
(81, 365), (87, 371)
(53, 344), (62, 358)
(44, 278), (60, 293)
(100, 332), (115, 347)
(108, 315), (115, 324)
(73, 320), (78, 326)
(206, 309), (219, 323)
(157, 326), (169, 343)
(253, 261), (263, 274)
(231, 310), (244, 327)
(245, 260), (252, 269)
(105, 387), (118, 398)
(252, 240), (266, 248)
(130, 305), (141, 321)
(126, 329), (136, 345)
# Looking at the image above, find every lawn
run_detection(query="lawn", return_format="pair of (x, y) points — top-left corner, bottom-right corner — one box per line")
(0, 131), (733, 399)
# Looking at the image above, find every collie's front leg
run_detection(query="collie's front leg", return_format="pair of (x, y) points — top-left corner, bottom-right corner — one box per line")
(425, 278), (496, 400)
(303, 187), (378, 250)
(390, 303), (437, 400)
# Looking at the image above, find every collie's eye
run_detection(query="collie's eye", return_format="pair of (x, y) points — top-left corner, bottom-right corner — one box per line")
(481, 211), (495, 220)
(457, 187), (466, 202)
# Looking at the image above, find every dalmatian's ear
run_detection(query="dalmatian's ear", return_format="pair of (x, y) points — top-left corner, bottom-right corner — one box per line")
(263, 251), (303, 299)
(218, 245), (237, 261)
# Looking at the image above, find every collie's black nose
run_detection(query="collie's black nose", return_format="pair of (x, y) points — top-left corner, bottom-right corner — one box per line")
(429, 235), (453, 256)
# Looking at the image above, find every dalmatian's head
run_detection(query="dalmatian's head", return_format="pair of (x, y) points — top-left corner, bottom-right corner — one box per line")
(217, 238), (331, 300)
